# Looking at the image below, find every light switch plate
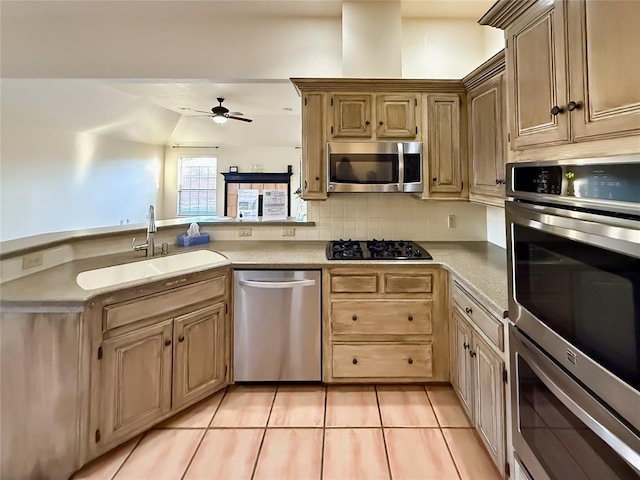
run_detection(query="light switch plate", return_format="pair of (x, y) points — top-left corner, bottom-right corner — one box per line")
(447, 214), (456, 228)
(238, 228), (252, 237)
(282, 227), (296, 237)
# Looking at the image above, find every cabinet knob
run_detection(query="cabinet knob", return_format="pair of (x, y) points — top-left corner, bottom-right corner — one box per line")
(365, 120), (370, 125)
(463, 342), (469, 350)
(470, 351), (477, 358)
(496, 179), (500, 185)
(353, 358), (358, 365)
(304, 180), (308, 190)
(465, 307), (473, 315)
(164, 339), (171, 347)
(567, 101), (583, 111)
(352, 315), (358, 321)
(407, 358), (414, 365)
(178, 335), (185, 343)
(379, 121), (384, 126)
(315, 176), (320, 181)
(432, 177), (437, 182)
(408, 315), (413, 321)
(550, 105), (565, 116)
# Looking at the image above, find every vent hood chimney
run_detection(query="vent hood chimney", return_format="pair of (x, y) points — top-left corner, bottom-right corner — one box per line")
(342, 1), (403, 78)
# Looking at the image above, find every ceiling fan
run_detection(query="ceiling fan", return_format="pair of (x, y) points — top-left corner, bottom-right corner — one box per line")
(181, 97), (253, 124)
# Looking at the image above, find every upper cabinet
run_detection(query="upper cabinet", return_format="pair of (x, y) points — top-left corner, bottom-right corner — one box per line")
(463, 51), (507, 207)
(480, 0), (640, 160)
(291, 78), (468, 201)
(330, 93), (418, 139)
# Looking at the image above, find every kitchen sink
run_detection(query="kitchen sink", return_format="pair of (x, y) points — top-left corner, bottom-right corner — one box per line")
(76, 250), (230, 290)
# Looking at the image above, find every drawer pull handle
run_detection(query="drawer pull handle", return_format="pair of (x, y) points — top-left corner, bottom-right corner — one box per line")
(352, 358), (358, 365)
(352, 315), (358, 321)
(408, 315), (413, 321)
(164, 339), (172, 347)
(178, 335), (185, 343)
(465, 307), (473, 315)
(407, 358), (414, 365)
(463, 342), (469, 350)
(470, 351), (477, 358)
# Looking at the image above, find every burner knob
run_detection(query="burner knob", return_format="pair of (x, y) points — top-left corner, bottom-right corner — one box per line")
(413, 251), (422, 257)
(399, 241), (405, 247)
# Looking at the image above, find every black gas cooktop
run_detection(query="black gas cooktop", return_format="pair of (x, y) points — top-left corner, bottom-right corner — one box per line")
(326, 240), (432, 260)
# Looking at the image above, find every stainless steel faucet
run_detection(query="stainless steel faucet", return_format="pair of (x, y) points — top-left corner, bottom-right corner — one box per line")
(132, 205), (157, 257)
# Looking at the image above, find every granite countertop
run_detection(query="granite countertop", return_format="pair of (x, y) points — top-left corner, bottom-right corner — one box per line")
(0, 241), (508, 317)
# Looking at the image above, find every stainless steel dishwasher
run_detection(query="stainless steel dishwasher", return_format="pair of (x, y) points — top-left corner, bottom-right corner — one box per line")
(233, 270), (321, 381)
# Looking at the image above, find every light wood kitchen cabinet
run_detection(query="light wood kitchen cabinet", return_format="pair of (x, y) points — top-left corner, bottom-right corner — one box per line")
(330, 92), (418, 140)
(301, 92), (327, 200)
(450, 281), (506, 477)
(331, 94), (373, 138)
(323, 266), (448, 383)
(482, 0), (640, 159)
(463, 51), (507, 207)
(91, 268), (231, 456)
(452, 309), (474, 419)
(172, 302), (227, 409)
(101, 320), (173, 447)
(420, 93), (467, 199)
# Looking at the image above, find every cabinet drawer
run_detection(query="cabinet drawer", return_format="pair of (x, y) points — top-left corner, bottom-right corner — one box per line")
(331, 274), (378, 293)
(384, 273), (432, 293)
(331, 300), (432, 336)
(452, 283), (503, 351)
(332, 343), (432, 378)
(104, 276), (226, 331)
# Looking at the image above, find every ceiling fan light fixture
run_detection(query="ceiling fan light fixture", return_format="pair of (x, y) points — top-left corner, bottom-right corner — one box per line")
(213, 115), (228, 124)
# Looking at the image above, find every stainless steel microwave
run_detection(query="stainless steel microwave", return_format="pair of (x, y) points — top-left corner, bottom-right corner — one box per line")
(326, 142), (423, 193)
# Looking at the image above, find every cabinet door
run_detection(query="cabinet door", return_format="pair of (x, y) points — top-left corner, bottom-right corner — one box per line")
(173, 302), (227, 409)
(376, 94), (417, 138)
(473, 333), (505, 474)
(452, 309), (474, 420)
(567, 0), (640, 141)
(506, 3), (569, 148)
(331, 94), (372, 138)
(424, 94), (464, 195)
(469, 75), (506, 201)
(101, 320), (173, 447)
(302, 92), (327, 200)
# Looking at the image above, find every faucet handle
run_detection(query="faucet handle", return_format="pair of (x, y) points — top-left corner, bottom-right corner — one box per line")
(132, 237), (146, 252)
(131, 237), (137, 250)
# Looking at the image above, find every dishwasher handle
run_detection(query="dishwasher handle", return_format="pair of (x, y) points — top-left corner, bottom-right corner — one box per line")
(239, 279), (317, 289)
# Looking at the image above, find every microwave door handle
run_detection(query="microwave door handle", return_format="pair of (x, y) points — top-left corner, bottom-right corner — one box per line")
(397, 143), (404, 192)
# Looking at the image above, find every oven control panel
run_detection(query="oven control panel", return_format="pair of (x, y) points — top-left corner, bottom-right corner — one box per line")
(512, 163), (640, 203)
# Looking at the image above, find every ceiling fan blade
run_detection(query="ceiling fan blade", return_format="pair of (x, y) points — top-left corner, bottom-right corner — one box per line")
(180, 107), (212, 114)
(228, 115), (253, 123)
(185, 114), (213, 118)
(228, 111), (244, 116)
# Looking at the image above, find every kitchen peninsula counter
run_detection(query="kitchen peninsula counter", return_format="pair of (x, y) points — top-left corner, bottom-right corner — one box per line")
(0, 241), (508, 317)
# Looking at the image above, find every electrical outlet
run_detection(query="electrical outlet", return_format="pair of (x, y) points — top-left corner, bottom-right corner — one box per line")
(447, 214), (457, 228)
(238, 228), (252, 237)
(22, 252), (43, 270)
(282, 227), (296, 237)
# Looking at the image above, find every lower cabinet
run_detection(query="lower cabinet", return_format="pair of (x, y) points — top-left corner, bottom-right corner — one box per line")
(452, 299), (506, 476)
(324, 266), (448, 383)
(101, 320), (173, 447)
(173, 302), (226, 409)
(91, 269), (230, 457)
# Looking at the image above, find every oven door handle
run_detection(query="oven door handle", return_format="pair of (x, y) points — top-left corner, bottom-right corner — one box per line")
(516, 331), (640, 474)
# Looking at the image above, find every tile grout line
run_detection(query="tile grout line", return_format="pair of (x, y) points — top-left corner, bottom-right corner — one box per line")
(108, 431), (145, 480)
(250, 385), (279, 480)
(423, 385), (442, 429)
(424, 386), (464, 480)
(375, 386), (394, 480)
(180, 387), (230, 480)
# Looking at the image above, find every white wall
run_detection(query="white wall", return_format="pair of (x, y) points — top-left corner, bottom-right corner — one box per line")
(162, 146), (302, 219)
(0, 119), (164, 241)
(402, 19), (487, 78)
(486, 205), (506, 249)
(483, 27), (505, 60)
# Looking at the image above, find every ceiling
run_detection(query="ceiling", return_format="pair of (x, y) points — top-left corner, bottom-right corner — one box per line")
(1, 0), (496, 147)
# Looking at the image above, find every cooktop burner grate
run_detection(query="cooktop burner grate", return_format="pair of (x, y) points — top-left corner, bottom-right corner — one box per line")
(326, 240), (432, 260)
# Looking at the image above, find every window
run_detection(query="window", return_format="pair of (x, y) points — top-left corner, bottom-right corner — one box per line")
(177, 156), (217, 216)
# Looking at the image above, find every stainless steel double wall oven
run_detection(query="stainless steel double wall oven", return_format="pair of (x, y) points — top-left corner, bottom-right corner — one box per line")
(506, 157), (640, 479)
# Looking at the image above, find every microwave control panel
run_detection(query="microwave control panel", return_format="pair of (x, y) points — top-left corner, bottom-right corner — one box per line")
(512, 163), (640, 203)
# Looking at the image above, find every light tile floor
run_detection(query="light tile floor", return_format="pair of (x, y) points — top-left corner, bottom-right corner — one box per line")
(73, 384), (501, 480)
